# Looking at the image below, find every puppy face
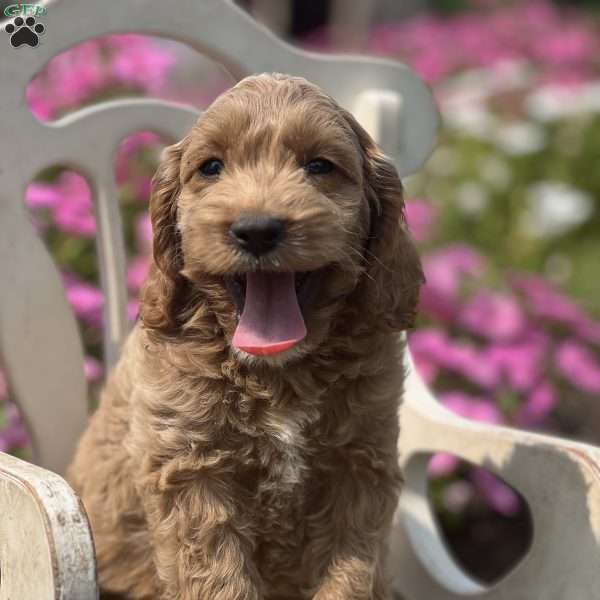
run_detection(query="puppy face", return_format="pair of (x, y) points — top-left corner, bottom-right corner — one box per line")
(142, 74), (423, 363)
(178, 80), (367, 279)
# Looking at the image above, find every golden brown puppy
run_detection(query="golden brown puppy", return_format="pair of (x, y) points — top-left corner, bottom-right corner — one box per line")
(69, 73), (424, 600)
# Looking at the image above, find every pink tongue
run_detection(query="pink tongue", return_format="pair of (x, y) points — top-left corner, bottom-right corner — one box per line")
(232, 272), (307, 356)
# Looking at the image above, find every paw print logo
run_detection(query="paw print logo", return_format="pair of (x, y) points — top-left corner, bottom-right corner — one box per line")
(5, 16), (45, 48)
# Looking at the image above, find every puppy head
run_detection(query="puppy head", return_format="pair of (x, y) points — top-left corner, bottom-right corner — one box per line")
(141, 74), (423, 363)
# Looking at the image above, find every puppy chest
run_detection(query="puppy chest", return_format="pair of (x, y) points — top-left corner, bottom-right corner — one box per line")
(253, 417), (310, 574)
(258, 414), (308, 492)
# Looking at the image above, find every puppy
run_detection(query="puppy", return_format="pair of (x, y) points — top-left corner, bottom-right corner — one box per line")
(69, 73), (424, 600)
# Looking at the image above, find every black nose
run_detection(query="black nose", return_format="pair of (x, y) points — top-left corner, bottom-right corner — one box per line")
(229, 216), (286, 257)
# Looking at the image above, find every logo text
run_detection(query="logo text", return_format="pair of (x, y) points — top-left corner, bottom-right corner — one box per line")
(4, 4), (47, 17)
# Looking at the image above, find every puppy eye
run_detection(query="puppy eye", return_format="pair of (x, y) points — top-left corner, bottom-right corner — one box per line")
(305, 158), (334, 175)
(199, 158), (224, 177)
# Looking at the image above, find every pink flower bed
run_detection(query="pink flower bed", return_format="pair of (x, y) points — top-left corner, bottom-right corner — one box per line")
(406, 194), (600, 513)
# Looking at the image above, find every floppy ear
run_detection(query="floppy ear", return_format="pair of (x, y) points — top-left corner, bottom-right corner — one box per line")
(140, 139), (191, 336)
(345, 111), (425, 331)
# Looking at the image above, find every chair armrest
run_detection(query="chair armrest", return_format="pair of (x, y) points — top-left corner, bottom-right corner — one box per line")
(0, 451), (97, 599)
(388, 350), (600, 600)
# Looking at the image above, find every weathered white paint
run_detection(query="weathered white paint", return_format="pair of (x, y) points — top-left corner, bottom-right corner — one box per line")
(387, 350), (600, 600)
(0, 452), (97, 599)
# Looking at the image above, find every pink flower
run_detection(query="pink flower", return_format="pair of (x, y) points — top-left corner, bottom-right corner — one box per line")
(115, 131), (161, 188)
(487, 330), (549, 392)
(412, 47), (455, 85)
(429, 452), (459, 477)
(26, 36), (176, 121)
(409, 328), (449, 361)
(27, 172), (96, 237)
(0, 403), (29, 452)
(555, 340), (600, 394)
(32, 172), (96, 237)
(405, 199), (437, 243)
(365, 0), (599, 87)
(84, 357), (104, 382)
(420, 245), (486, 321)
(135, 178), (153, 201)
(412, 353), (439, 385)
(127, 256), (150, 293)
(27, 96), (54, 121)
(513, 275), (600, 346)
(410, 330), (500, 388)
(51, 46), (105, 104)
(460, 291), (526, 342)
(63, 274), (104, 326)
(471, 468), (520, 517)
(110, 36), (176, 92)
(441, 391), (504, 424)
(445, 343), (500, 389)
(27, 41), (107, 120)
(418, 285), (456, 323)
(128, 299), (140, 323)
(25, 181), (61, 209)
(575, 317), (600, 346)
(118, 131), (161, 159)
(513, 275), (582, 324)
(135, 213), (153, 253)
(531, 27), (597, 68)
(409, 329), (451, 384)
(515, 381), (557, 427)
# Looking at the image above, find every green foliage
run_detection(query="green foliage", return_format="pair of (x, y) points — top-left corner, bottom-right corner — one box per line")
(409, 110), (600, 317)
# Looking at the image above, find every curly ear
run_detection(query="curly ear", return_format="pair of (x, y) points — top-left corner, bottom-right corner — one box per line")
(345, 112), (425, 331)
(140, 139), (190, 336)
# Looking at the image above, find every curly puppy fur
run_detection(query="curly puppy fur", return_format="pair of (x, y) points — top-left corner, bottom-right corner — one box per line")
(68, 73), (424, 600)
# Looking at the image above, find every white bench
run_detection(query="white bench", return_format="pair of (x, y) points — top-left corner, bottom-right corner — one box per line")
(1, 1), (599, 598)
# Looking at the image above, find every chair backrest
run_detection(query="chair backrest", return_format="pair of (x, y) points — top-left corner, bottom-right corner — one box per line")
(0, 0), (437, 476)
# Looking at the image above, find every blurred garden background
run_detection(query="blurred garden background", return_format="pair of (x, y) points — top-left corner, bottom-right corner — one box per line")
(1, 0), (600, 585)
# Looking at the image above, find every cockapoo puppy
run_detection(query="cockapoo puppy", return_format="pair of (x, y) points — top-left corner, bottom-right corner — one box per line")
(69, 73), (424, 600)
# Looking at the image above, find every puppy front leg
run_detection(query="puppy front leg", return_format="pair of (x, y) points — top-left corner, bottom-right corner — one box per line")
(306, 458), (401, 600)
(142, 468), (263, 600)
(312, 549), (389, 600)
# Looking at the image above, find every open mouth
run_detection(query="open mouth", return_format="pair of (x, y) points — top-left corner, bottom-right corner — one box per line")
(224, 271), (318, 357)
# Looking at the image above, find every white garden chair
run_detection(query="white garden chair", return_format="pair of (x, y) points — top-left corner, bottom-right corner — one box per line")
(1, 1), (599, 598)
